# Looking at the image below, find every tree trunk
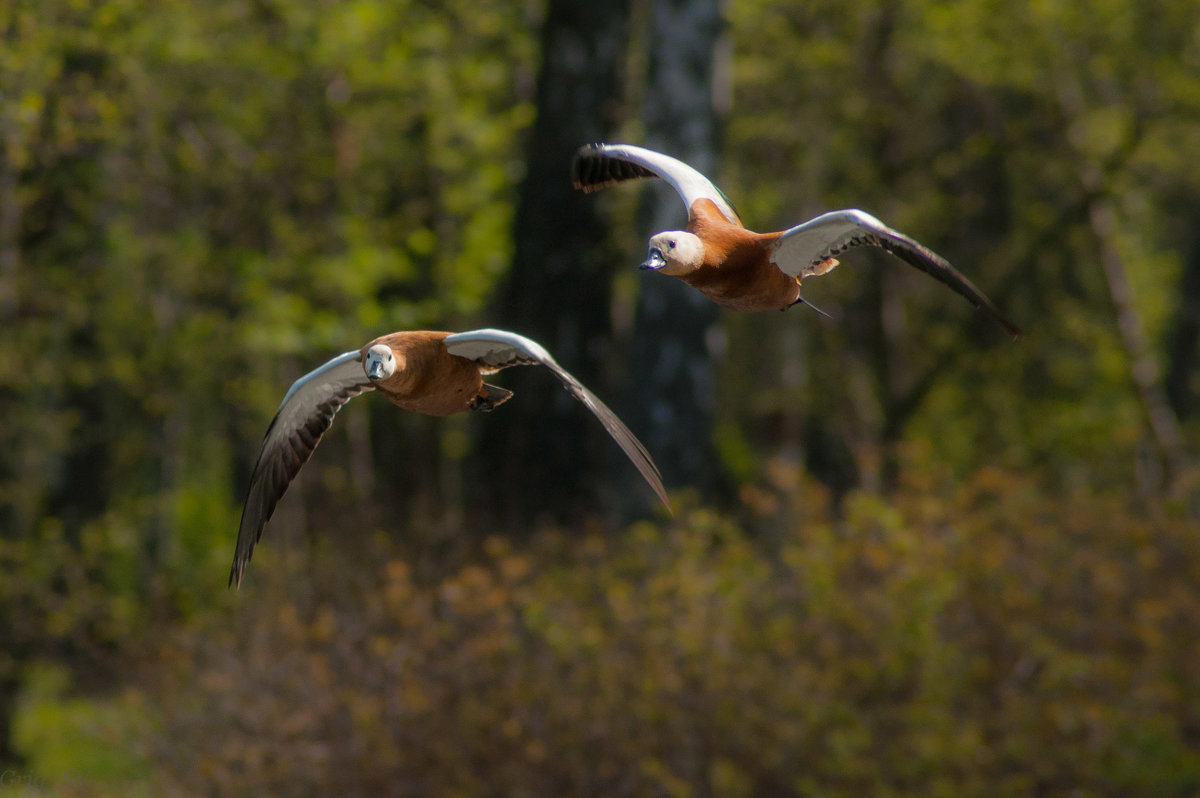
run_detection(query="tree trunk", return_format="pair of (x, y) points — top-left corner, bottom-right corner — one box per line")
(0, 675), (21, 766)
(0, 11), (18, 320)
(1053, 67), (1190, 493)
(613, 0), (727, 515)
(1165, 222), (1200, 423)
(857, 4), (906, 492)
(478, 0), (633, 527)
(1084, 181), (1190, 491)
(0, 85), (18, 320)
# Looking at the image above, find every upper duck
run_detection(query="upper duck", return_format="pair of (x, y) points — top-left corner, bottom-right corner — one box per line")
(230, 328), (669, 587)
(572, 143), (1021, 338)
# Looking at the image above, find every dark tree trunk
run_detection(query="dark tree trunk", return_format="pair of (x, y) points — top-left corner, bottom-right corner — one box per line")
(0, 115), (17, 320)
(0, 675), (20, 767)
(1165, 226), (1200, 423)
(856, 5), (906, 492)
(613, 0), (727, 515)
(477, 0), (633, 527)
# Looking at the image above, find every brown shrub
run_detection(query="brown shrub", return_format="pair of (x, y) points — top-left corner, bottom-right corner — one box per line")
(147, 466), (1200, 797)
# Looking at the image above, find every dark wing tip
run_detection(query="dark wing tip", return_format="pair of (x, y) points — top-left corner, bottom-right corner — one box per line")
(229, 483), (275, 589)
(571, 143), (659, 193)
(658, 485), (675, 516)
(447, 330), (671, 512)
(603, 412), (672, 513)
(998, 316), (1023, 341)
(228, 560), (245, 589)
(877, 235), (1023, 341)
(555, 376), (671, 512)
(228, 451), (293, 589)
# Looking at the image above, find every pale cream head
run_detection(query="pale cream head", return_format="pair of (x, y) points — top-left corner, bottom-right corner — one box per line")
(642, 231), (705, 276)
(365, 343), (397, 381)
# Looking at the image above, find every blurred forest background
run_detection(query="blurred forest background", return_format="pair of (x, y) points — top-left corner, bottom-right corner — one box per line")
(2, 0), (1199, 794)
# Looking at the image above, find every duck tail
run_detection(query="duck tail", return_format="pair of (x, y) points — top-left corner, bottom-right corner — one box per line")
(470, 383), (514, 412)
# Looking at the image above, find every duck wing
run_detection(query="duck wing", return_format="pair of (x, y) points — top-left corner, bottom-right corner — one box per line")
(769, 209), (1021, 338)
(230, 350), (374, 588)
(571, 142), (742, 228)
(444, 328), (671, 511)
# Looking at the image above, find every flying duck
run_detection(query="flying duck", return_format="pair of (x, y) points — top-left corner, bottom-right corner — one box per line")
(229, 328), (669, 587)
(572, 143), (1021, 338)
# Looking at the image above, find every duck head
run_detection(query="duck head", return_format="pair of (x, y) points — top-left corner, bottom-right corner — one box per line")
(642, 231), (704, 276)
(365, 343), (397, 381)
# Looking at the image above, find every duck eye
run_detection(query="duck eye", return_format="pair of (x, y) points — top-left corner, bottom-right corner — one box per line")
(668, 240), (677, 249)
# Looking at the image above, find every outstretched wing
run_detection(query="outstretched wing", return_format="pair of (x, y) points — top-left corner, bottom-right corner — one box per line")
(230, 350), (374, 588)
(571, 142), (742, 227)
(769, 209), (1022, 339)
(444, 328), (671, 511)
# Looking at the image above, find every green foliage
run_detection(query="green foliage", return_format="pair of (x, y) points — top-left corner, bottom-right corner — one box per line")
(145, 466), (1200, 796)
(12, 663), (150, 792)
(2, 0), (1198, 791)
(0, 0), (537, 674)
(0, 0), (538, 771)
(725, 0), (1200, 491)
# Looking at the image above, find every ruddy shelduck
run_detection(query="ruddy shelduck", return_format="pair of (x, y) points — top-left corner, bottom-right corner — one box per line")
(572, 143), (1021, 338)
(230, 328), (669, 587)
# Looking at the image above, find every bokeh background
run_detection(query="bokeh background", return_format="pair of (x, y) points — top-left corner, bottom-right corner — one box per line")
(2, 0), (1199, 795)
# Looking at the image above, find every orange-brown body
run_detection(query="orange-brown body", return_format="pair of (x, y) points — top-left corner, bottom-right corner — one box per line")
(677, 200), (800, 311)
(360, 331), (486, 416)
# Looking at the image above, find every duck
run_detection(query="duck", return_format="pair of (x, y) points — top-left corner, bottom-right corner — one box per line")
(571, 142), (1021, 338)
(230, 328), (669, 587)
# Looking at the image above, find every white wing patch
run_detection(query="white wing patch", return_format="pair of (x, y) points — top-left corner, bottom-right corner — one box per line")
(572, 143), (742, 227)
(770, 209), (1022, 338)
(769, 210), (901, 278)
(443, 328), (548, 370)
